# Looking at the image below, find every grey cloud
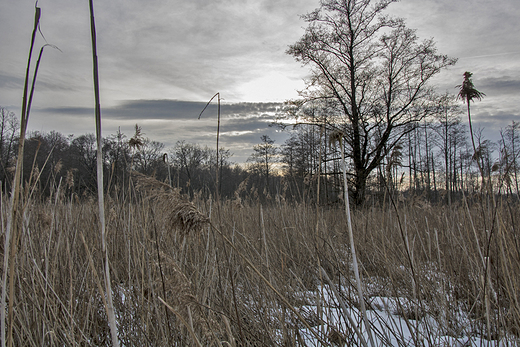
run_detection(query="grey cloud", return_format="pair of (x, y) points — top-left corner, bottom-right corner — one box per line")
(107, 100), (207, 120)
(104, 100), (283, 120)
(181, 117), (277, 136)
(1, 0), (312, 110)
(479, 77), (520, 95)
(220, 132), (272, 145)
(0, 74), (23, 90)
(475, 110), (520, 124)
(39, 106), (94, 116)
(39, 99), (283, 121)
(85, 0), (315, 100)
(469, 110), (520, 143)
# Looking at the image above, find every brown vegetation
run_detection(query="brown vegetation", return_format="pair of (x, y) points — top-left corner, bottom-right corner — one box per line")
(1, 176), (519, 345)
(3, 1), (519, 345)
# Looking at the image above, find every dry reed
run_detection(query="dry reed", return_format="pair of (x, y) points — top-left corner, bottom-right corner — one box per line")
(1, 170), (519, 345)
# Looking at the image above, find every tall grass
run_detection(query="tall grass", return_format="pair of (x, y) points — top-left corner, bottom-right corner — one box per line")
(2, 4), (44, 347)
(1, 177), (519, 345)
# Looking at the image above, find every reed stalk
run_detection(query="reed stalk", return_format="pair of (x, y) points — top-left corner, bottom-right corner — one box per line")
(88, 1), (119, 345)
(333, 130), (375, 347)
(1, 5), (41, 347)
(198, 92), (221, 203)
(320, 267), (369, 347)
(210, 222), (329, 346)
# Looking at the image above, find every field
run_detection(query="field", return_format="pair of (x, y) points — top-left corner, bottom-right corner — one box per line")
(3, 0), (520, 345)
(2, 172), (519, 346)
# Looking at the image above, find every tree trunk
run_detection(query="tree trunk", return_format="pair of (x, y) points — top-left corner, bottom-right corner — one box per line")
(352, 170), (367, 207)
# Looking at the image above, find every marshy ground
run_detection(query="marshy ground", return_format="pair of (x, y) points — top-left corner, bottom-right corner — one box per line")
(2, 175), (519, 346)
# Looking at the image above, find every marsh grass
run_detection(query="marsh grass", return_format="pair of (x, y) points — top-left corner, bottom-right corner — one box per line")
(1, 180), (519, 345)
(0, 4), (59, 346)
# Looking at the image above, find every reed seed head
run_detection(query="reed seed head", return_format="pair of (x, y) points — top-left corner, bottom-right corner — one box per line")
(132, 171), (209, 236)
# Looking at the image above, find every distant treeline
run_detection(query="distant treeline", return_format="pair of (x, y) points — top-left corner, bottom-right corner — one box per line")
(1, 106), (519, 206)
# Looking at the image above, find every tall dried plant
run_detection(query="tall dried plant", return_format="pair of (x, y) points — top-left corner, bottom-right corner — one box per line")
(198, 92), (221, 203)
(132, 171), (209, 236)
(457, 71), (497, 340)
(330, 130), (375, 347)
(2, 4), (42, 346)
(88, 0), (119, 345)
(457, 71), (486, 188)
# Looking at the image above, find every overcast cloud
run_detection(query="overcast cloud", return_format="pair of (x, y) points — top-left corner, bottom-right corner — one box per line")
(1, 0), (520, 163)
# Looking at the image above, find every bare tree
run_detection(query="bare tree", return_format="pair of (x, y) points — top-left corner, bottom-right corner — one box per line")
(501, 121), (520, 195)
(104, 128), (131, 191)
(248, 135), (278, 195)
(69, 134), (98, 193)
(0, 108), (19, 191)
(432, 93), (465, 203)
(286, 0), (455, 205)
(133, 138), (165, 176)
(171, 141), (210, 196)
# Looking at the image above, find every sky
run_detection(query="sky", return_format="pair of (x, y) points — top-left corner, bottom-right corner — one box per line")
(1, 0), (520, 164)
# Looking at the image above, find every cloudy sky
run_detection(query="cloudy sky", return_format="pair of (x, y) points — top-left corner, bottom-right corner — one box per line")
(1, 0), (520, 163)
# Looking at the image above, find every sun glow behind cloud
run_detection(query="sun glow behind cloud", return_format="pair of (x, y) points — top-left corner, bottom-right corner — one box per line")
(236, 70), (305, 103)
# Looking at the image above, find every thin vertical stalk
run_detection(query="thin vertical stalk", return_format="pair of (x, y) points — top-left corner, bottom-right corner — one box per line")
(2, 5), (41, 347)
(314, 125), (326, 340)
(216, 93), (221, 202)
(198, 92), (221, 203)
(260, 205), (270, 275)
(88, 1), (119, 345)
(466, 101), (486, 192)
(315, 125), (323, 233)
(164, 153), (172, 187)
(320, 267), (369, 347)
(339, 136), (375, 347)
(150, 208), (172, 342)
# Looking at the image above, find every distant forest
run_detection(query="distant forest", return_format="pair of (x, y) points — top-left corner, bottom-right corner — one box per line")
(1, 104), (519, 206)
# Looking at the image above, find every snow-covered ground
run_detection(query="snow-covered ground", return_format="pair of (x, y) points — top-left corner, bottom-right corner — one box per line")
(292, 285), (515, 347)
(112, 268), (518, 346)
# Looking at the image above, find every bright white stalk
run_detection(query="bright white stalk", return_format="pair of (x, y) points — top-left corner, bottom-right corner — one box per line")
(339, 137), (375, 347)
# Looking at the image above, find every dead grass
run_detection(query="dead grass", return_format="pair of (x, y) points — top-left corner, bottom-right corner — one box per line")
(0, 183), (519, 345)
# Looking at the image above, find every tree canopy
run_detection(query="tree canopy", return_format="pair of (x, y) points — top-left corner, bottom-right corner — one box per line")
(286, 0), (456, 205)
